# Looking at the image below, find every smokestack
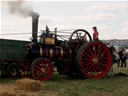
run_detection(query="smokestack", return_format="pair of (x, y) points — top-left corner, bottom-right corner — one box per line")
(32, 14), (39, 44)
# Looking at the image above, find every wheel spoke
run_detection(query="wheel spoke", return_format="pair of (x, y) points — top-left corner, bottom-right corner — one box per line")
(97, 63), (107, 67)
(93, 46), (97, 56)
(96, 65), (103, 72)
(81, 58), (91, 62)
(99, 57), (108, 60)
(93, 65), (97, 73)
(96, 47), (103, 57)
(83, 62), (92, 68)
(97, 64), (105, 71)
(76, 33), (80, 40)
(83, 51), (92, 59)
(82, 54), (90, 59)
(94, 66), (99, 76)
(86, 64), (93, 72)
(88, 47), (93, 56)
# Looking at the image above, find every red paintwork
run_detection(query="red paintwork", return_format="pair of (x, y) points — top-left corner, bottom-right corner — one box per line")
(80, 42), (112, 79)
(32, 58), (53, 81)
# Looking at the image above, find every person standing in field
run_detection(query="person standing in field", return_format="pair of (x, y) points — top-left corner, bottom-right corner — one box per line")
(92, 26), (99, 41)
(118, 49), (123, 67)
(121, 49), (127, 68)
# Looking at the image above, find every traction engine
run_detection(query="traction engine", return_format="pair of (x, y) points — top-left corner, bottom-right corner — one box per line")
(19, 15), (112, 81)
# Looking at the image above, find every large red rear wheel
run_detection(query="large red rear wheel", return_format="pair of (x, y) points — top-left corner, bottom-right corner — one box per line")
(31, 58), (53, 81)
(76, 41), (112, 79)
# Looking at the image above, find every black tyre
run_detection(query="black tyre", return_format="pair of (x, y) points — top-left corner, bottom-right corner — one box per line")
(0, 65), (4, 77)
(6, 63), (18, 77)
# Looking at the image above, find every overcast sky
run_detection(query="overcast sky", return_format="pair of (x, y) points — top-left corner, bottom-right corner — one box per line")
(1, 0), (128, 40)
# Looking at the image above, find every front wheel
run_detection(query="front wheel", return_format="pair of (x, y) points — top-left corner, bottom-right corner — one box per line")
(31, 58), (53, 81)
(76, 41), (112, 79)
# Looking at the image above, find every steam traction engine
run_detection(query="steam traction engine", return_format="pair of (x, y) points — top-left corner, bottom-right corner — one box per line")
(19, 15), (112, 81)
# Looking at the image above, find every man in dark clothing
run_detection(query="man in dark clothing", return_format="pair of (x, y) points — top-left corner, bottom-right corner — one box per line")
(118, 50), (123, 67)
(121, 49), (127, 68)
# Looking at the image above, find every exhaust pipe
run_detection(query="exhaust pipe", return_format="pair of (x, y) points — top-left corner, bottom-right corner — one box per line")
(32, 14), (39, 44)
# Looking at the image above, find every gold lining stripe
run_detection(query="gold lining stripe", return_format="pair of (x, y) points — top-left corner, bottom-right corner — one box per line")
(60, 47), (63, 57)
(56, 46), (64, 57)
(50, 48), (53, 58)
(56, 46), (59, 57)
(40, 46), (43, 57)
(69, 49), (72, 54)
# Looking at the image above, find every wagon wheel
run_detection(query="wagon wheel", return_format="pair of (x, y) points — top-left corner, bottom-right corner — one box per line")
(69, 29), (92, 43)
(0, 65), (4, 77)
(31, 58), (53, 81)
(18, 62), (32, 79)
(6, 63), (18, 77)
(76, 41), (112, 79)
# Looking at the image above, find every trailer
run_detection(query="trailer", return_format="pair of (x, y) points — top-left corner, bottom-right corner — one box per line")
(0, 39), (30, 77)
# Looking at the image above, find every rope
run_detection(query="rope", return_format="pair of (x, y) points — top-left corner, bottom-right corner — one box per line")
(0, 29), (75, 36)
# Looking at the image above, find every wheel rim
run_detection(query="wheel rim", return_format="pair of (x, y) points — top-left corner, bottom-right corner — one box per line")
(32, 58), (53, 81)
(80, 42), (112, 79)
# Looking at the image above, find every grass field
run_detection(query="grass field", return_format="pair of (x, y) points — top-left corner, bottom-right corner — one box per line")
(0, 63), (128, 96)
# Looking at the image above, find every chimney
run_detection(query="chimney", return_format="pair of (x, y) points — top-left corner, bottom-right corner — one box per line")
(32, 14), (39, 44)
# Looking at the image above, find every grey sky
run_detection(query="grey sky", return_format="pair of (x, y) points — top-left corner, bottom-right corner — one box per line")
(1, 0), (128, 40)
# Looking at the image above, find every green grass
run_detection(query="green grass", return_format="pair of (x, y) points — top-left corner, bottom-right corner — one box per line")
(43, 73), (128, 96)
(0, 64), (128, 96)
(44, 63), (128, 96)
(0, 78), (16, 84)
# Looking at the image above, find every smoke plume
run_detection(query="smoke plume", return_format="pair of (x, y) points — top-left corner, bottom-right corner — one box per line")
(7, 0), (39, 17)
